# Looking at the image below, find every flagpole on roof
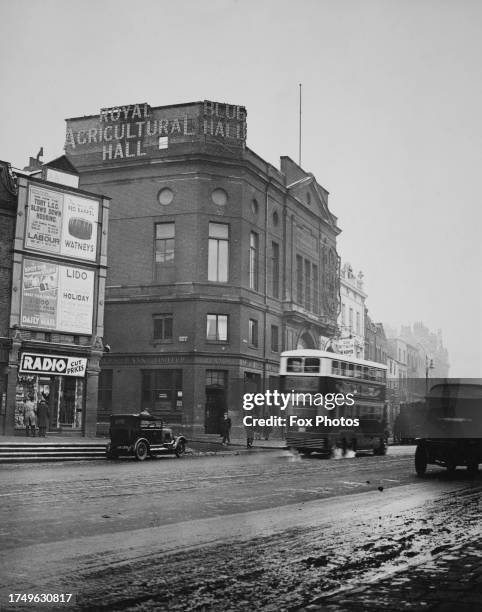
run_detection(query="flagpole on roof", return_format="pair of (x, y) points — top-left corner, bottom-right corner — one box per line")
(299, 83), (302, 167)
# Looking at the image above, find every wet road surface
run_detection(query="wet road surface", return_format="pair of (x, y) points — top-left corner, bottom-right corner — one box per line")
(0, 446), (480, 610)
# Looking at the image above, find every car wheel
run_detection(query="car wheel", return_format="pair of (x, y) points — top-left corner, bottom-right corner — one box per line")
(135, 440), (149, 461)
(175, 440), (186, 457)
(415, 444), (428, 476)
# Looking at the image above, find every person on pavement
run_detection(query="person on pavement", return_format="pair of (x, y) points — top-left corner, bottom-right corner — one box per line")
(245, 423), (254, 449)
(23, 395), (37, 437)
(36, 399), (49, 438)
(221, 412), (231, 445)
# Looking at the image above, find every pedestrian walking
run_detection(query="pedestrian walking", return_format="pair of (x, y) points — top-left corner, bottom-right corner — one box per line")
(36, 399), (50, 437)
(23, 395), (36, 437)
(245, 424), (254, 449)
(221, 412), (231, 445)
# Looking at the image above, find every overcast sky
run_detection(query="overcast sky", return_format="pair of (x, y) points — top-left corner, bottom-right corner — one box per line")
(1, 0), (481, 376)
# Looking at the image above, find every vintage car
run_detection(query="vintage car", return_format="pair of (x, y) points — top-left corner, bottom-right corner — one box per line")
(106, 413), (187, 461)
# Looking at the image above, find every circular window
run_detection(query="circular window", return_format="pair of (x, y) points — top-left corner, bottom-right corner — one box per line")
(251, 199), (259, 215)
(272, 210), (279, 226)
(158, 187), (174, 206)
(211, 188), (228, 206)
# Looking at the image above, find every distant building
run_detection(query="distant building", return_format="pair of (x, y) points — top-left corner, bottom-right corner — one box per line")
(63, 99), (341, 437)
(364, 311), (387, 365)
(0, 158), (109, 436)
(337, 263), (366, 358)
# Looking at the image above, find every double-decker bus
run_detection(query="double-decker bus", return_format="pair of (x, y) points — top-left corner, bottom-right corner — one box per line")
(279, 350), (388, 456)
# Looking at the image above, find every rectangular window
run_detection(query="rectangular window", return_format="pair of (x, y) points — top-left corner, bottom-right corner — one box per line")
(271, 241), (279, 298)
(153, 314), (173, 341)
(304, 259), (311, 310)
(271, 325), (279, 352)
(356, 312), (360, 334)
(312, 264), (319, 314)
(155, 223), (175, 281)
(206, 314), (228, 341)
(296, 255), (303, 304)
(349, 307), (353, 330)
(249, 318), (258, 347)
(249, 232), (259, 290)
(141, 369), (182, 419)
(208, 223), (229, 282)
(341, 303), (346, 325)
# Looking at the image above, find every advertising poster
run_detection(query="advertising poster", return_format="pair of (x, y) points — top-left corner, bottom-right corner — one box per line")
(25, 186), (98, 262)
(20, 258), (94, 335)
(24, 186), (63, 254)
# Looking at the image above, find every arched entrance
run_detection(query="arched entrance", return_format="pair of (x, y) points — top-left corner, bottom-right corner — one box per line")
(296, 332), (317, 350)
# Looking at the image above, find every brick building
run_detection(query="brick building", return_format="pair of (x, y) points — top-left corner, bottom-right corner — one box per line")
(64, 100), (341, 437)
(0, 158), (109, 436)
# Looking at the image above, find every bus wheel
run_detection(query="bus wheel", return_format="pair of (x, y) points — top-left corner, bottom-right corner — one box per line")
(446, 460), (457, 473)
(373, 441), (387, 456)
(415, 444), (427, 476)
(302, 450), (312, 457)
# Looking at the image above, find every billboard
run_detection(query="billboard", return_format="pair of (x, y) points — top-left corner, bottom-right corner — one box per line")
(19, 353), (87, 377)
(20, 258), (95, 335)
(25, 185), (99, 261)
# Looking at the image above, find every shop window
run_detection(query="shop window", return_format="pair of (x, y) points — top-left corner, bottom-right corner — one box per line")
(153, 314), (173, 341)
(208, 222), (229, 282)
(206, 314), (228, 342)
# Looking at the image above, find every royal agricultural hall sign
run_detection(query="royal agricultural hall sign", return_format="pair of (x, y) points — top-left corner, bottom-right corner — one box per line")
(64, 100), (247, 166)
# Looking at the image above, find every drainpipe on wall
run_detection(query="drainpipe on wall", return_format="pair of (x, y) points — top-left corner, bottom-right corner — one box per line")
(263, 171), (272, 399)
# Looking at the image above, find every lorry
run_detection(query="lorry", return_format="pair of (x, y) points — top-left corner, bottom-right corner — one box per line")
(413, 382), (482, 475)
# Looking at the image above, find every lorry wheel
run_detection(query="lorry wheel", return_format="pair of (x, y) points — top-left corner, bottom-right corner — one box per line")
(415, 445), (427, 476)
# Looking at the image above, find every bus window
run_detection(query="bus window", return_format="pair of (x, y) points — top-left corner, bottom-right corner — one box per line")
(332, 360), (340, 375)
(287, 358), (302, 372)
(304, 358), (320, 373)
(347, 363), (354, 378)
(340, 362), (347, 376)
(355, 365), (362, 379)
(362, 366), (368, 379)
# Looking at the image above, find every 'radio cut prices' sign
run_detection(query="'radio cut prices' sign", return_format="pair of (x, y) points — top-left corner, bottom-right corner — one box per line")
(20, 258), (95, 335)
(25, 185), (99, 262)
(19, 353), (87, 377)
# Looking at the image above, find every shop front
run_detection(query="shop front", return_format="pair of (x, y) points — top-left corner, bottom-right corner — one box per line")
(14, 352), (87, 435)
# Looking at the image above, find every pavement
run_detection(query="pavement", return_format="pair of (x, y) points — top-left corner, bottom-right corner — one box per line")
(304, 537), (482, 611)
